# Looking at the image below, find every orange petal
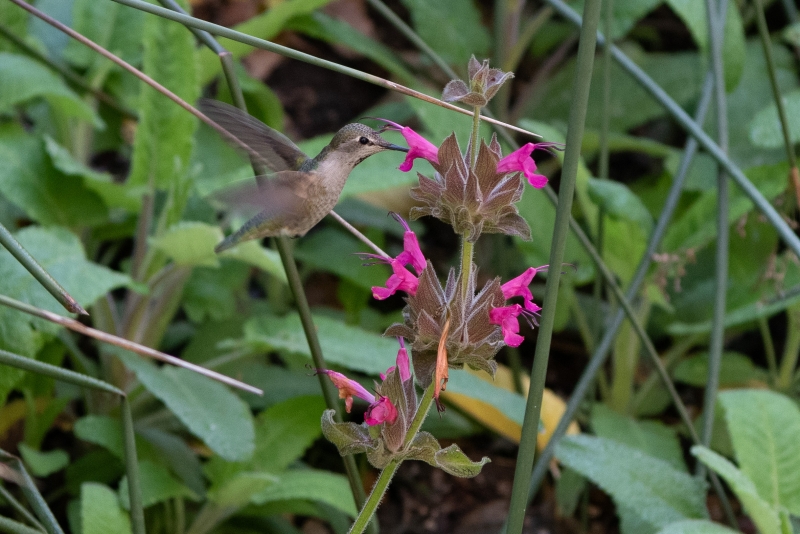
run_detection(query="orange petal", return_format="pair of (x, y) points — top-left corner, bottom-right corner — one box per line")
(434, 317), (451, 399)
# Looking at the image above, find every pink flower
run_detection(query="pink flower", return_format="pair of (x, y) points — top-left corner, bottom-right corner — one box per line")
(497, 142), (562, 188)
(365, 396), (398, 425)
(318, 370), (375, 413)
(489, 267), (544, 347)
(318, 369), (398, 427)
(361, 214), (427, 300)
(376, 119), (439, 171)
(489, 305), (526, 347)
(381, 337), (412, 382)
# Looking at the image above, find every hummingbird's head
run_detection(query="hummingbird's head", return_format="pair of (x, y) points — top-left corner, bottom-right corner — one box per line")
(325, 123), (409, 167)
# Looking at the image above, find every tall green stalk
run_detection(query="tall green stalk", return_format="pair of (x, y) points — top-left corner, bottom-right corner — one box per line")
(505, 2), (602, 533)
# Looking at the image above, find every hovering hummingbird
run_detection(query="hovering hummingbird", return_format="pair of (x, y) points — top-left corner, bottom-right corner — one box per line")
(199, 99), (409, 253)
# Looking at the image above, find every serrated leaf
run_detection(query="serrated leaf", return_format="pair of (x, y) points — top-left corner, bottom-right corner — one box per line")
(557, 435), (707, 533)
(117, 351), (254, 462)
(0, 125), (108, 226)
(81, 483), (132, 534)
(127, 0), (198, 189)
(655, 519), (739, 534)
(150, 222), (222, 267)
(118, 460), (199, 509)
(692, 446), (780, 534)
(250, 470), (357, 517)
(0, 52), (100, 125)
(749, 89), (800, 149)
(719, 389), (800, 515)
(432, 444), (489, 478)
(18, 443), (69, 477)
(591, 404), (685, 471)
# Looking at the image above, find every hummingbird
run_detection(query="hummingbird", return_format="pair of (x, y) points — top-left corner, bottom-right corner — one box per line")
(199, 99), (409, 253)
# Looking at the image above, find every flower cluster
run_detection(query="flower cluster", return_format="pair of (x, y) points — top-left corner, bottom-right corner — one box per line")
(442, 56), (514, 107)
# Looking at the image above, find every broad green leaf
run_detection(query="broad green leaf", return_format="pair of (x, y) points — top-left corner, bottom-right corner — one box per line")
(666, 0), (745, 91)
(219, 240), (286, 283)
(117, 351), (255, 462)
(587, 178), (654, 234)
(74, 415), (124, 459)
(0, 52), (100, 125)
(64, 0), (144, 68)
(655, 520), (738, 534)
(0, 125), (108, 226)
(400, 0), (489, 66)
(250, 469), (357, 517)
(127, 0), (198, 189)
(198, 0), (335, 84)
(81, 483), (132, 534)
(0, 3), (28, 53)
(182, 262), (250, 323)
(591, 404), (685, 471)
(557, 435), (707, 533)
(243, 313), (526, 422)
(294, 228), (389, 291)
(65, 450), (124, 495)
(749, 89), (800, 149)
(137, 427), (205, 497)
(673, 352), (764, 387)
(207, 472), (277, 508)
(150, 222), (222, 267)
(692, 446), (780, 534)
(719, 389), (800, 515)
(118, 460), (198, 509)
(205, 396), (324, 488)
(18, 443), (69, 477)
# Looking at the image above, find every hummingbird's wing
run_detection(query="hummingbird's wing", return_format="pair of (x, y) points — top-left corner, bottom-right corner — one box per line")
(199, 99), (309, 172)
(213, 170), (318, 253)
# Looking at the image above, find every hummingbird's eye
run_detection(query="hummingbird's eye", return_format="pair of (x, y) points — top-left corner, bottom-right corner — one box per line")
(359, 137), (370, 145)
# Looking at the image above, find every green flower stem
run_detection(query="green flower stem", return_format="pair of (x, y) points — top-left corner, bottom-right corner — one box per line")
(700, 0), (729, 482)
(470, 105), (482, 167)
(0, 223), (87, 316)
(0, 349), (124, 396)
(505, 2), (602, 533)
(0, 515), (45, 534)
(545, 0), (800, 259)
(460, 240), (475, 298)
(349, 383), (436, 534)
(122, 398), (146, 534)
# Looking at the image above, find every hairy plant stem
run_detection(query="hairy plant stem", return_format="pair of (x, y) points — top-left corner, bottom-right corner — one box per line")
(349, 383), (436, 534)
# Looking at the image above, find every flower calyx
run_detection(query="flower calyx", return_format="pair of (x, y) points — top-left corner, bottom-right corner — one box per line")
(442, 56), (514, 108)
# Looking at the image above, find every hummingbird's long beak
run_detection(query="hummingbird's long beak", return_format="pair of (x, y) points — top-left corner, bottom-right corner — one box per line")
(385, 143), (409, 153)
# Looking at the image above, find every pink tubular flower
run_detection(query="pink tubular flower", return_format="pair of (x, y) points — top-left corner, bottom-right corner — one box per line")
(489, 305), (525, 347)
(362, 214), (427, 300)
(497, 142), (563, 188)
(376, 119), (439, 171)
(365, 396), (398, 425)
(318, 370), (375, 413)
(489, 266), (544, 347)
(382, 337), (412, 382)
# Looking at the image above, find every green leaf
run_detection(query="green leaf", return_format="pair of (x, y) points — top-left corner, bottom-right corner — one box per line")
(399, 0), (489, 66)
(205, 396), (324, 488)
(81, 483), (132, 534)
(150, 222), (222, 267)
(591, 404), (685, 471)
(587, 178), (654, 234)
(117, 351), (255, 462)
(574, 0), (661, 39)
(18, 443), (69, 477)
(665, 0), (745, 91)
(0, 52), (100, 125)
(250, 470), (357, 517)
(197, 0), (335, 84)
(655, 520), (738, 534)
(127, 0), (198, 189)
(207, 472), (277, 508)
(118, 460), (199, 509)
(718, 389), (800, 515)
(692, 446), (780, 534)
(218, 240), (287, 283)
(137, 427), (206, 497)
(64, 0), (144, 68)
(749, 89), (800, 149)
(0, 125), (109, 226)
(74, 415), (124, 459)
(432, 444), (489, 478)
(243, 313), (526, 423)
(673, 352), (763, 387)
(182, 262), (250, 323)
(557, 435), (707, 533)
